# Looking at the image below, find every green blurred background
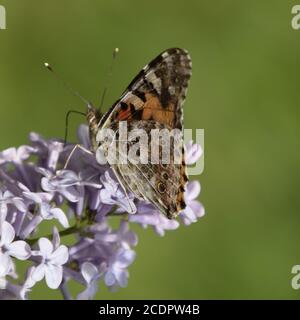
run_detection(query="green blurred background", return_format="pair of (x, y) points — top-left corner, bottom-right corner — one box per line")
(0, 0), (300, 299)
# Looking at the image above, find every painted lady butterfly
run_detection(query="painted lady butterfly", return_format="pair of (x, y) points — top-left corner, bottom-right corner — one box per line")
(87, 48), (192, 219)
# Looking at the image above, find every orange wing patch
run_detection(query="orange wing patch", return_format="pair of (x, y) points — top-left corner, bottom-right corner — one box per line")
(142, 93), (175, 127)
(116, 102), (132, 121)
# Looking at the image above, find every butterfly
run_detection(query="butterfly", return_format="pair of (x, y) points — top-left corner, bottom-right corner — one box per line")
(86, 48), (192, 219)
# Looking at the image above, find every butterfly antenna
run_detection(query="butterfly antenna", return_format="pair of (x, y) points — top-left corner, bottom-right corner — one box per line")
(99, 47), (119, 110)
(44, 62), (91, 107)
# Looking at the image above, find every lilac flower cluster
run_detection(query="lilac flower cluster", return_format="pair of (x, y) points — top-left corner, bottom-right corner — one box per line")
(0, 125), (204, 300)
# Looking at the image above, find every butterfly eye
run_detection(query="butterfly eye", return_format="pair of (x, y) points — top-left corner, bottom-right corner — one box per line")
(157, 182), (166, 194)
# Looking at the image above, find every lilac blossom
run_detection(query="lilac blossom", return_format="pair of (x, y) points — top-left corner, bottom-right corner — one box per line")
(0, 221), (31, 261)
(129, 203), (180, 236)
(185, 140), (203, 165)
(77, 262), (102, 300)
(19, 183), (69, 238)
(0, 190), (26, 225)
(99, 171), (136, 214)
(0, 266), (36, 300)
(0, 221), (31, 295)
(180, 181), (205, 225)
(31, 228), (68, 289)
(104, 248), (136, 289)
(0, 124), (204, 299)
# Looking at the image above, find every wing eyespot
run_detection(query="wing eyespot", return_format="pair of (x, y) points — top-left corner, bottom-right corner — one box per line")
(157, 182), (166, 194)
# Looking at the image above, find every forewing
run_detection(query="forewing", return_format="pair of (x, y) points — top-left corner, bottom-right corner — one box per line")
(98, 48), (192, 131)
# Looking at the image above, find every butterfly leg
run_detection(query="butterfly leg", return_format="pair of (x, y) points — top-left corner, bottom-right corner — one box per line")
(63, 144), (93, 170)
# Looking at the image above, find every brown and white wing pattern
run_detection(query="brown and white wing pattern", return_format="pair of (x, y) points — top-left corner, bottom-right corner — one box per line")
(99, 48), (192, 130)
(90, 48), (192, 219)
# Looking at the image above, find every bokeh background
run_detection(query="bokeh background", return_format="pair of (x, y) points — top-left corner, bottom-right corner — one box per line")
(0, 0), (300, 299)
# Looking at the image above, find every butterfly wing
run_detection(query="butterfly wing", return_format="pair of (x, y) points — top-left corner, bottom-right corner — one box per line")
(113, 119), (188, 218)
(98, 48), (192, 130)
(97, 48), (192, 218)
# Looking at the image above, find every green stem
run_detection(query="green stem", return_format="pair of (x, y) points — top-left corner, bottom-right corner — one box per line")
(26, 210), (128, 246)
(27, 224), (81, 246)
(58, 224), (81, 237)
